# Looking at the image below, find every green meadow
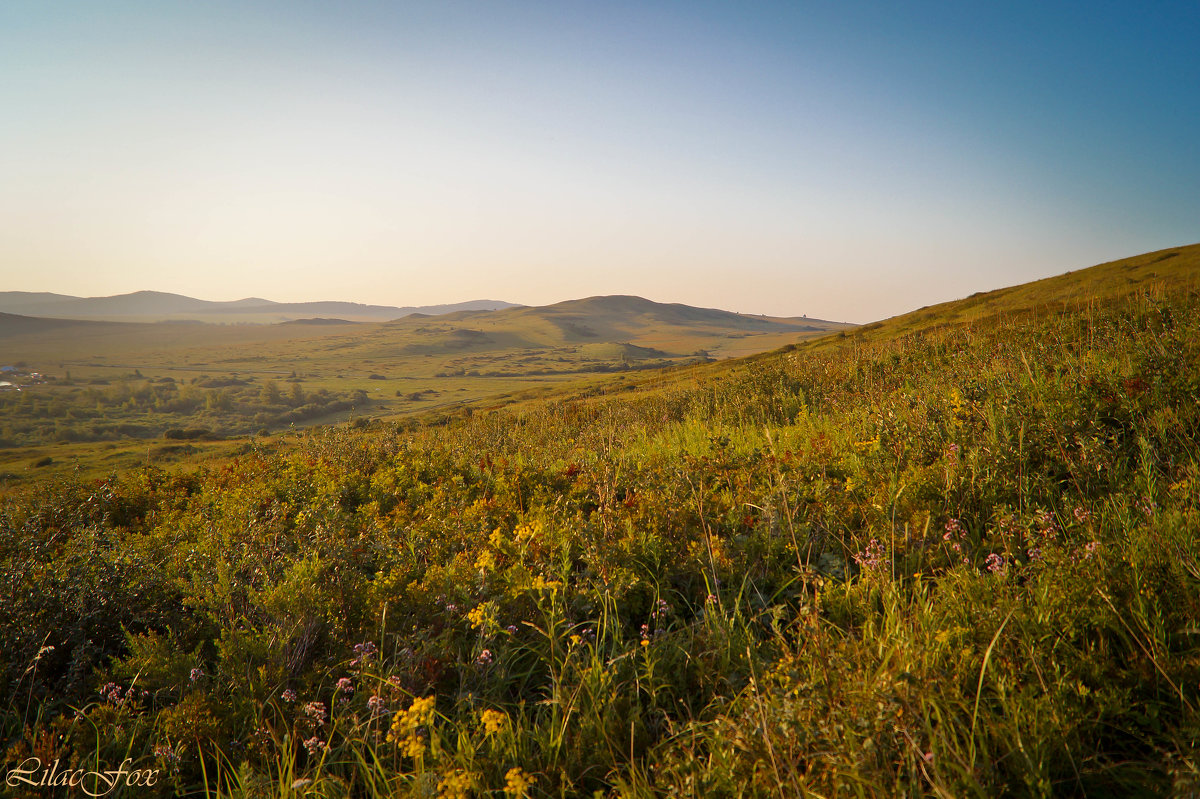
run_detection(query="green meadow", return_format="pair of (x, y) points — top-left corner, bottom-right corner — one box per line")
(2, 244), (1200, 796)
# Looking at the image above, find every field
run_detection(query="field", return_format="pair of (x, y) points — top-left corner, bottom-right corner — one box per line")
(2, 245), (1200, 796)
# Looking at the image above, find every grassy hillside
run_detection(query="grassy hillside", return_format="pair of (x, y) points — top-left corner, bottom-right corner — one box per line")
(856, 242), (1200, 340)
(2, 248), (1199, 796)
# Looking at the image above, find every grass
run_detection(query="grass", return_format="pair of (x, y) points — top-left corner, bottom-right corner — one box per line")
(2, 245), (1199, 796)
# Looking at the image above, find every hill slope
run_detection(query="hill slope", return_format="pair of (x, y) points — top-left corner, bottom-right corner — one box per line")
(3, 243), (1198, 797)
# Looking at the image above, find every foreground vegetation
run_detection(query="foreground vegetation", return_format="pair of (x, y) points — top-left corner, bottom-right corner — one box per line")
(3, 258), (1199, 796)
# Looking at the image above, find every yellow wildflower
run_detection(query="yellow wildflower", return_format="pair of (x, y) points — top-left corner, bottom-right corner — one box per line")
(479, 708), (508, 735)
(401, 734), (426, 759)
(530, 575), (561, 593)
(388, 695), (437, 752)
(467, 602), (497, 633)
(437, 768), (477, 799)
(504, 767), (535, 798)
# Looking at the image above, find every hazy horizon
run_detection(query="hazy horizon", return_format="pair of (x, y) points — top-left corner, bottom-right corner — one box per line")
(2, 1), (1197, 324)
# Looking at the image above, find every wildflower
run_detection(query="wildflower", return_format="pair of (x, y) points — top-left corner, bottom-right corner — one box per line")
(388, 695), (437, 756)
(303, 736), (325, 756)
(336, 677), (354, 695)
(152, 744), (179, 762)
(468, 602), (498, 632)
(650, 598), (671, 621)
(445, 603), (459, 613)
(400, 734), (427, 759)
(475, 649), (494, 666)
(476, 550), (497, 572)
(99, 682), (123, 705)
(853, 539), (888, 571)
(1083, 541), (1099, 560)
(281, 688), (298, 702)
(367, 695), (388, 717)
(569, 634), (581, 646)
(640, 623), (651, 646)
(943, 518), (964, 540)
(705, 593), (718, 605)
(189, 666), (205, 683)
(1034, 509), (1058, 535)
(351, 641), (377, 667)
(437, 769), (477, 799)
(480, 708), (508, 735)
(1073, 506), (1091, 524)
(504, 767), (535, 797)
(1027, 547), (1043, 562)
(303, 701), (327, 724)
(985, 553), (1006, 575)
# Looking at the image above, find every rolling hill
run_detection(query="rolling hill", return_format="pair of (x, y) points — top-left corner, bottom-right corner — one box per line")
(0, 290), (518, 323)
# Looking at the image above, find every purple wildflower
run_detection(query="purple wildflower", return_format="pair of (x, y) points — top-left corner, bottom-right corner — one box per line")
(281, 688), (298, 702)
(475, 649), (494, 666)
(303, 736), (326, 756)
(854, 538), (888, 571)
(351, 641), (377, 667)
(985, 553), (1006, 574)
(367, 695), (388, 717)
(336, 677), (354, 695)
(189, 667), (205, 683)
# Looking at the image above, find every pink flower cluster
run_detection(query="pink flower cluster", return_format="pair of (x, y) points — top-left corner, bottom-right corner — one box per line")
(854, 539), (888, 571)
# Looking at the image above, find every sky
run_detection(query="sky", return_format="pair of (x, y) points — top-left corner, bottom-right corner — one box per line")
(1, 1), (1197, 323)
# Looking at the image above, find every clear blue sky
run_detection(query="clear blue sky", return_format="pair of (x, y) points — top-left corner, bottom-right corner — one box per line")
(1, 1), (1196, 322)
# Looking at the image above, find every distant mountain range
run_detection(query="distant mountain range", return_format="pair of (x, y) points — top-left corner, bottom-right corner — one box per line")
(0, 290), (517, 323)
